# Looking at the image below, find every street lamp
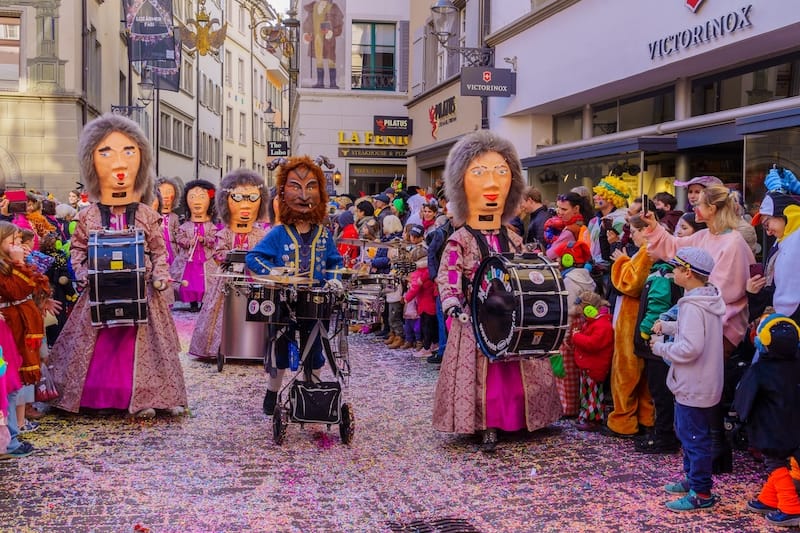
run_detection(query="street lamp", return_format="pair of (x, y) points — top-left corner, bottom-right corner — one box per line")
(429, 0), (493, 130)
(137, 76), (155, 107)
(429, 0), (493, 67)
(265, 100), (290, 138)
(333, 169), (342, 186)
(252, 5), (300, 144)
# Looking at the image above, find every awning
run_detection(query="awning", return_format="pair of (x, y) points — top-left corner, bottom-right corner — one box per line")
(736, 106), (800, 135)
(676, 123), (740, 149)
(521, 136), (677, 168)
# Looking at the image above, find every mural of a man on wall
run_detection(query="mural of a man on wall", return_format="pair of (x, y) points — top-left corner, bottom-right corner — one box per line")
(301, 0), (344, 89)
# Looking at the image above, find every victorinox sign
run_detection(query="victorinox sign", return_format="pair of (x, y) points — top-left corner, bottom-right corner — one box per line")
(685, 0), (705, 12)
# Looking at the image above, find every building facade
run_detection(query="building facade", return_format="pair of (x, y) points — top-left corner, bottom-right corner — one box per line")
(289, 0), (410, 197)
(408, 0), (800, 209)
(0, 0), (288, 202)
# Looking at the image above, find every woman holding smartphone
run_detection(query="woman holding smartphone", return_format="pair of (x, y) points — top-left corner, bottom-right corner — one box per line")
(746, 191), (800, 324)
(642, 183), (754, 474)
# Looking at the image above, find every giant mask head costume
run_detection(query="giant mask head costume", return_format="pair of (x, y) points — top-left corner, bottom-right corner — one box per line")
(443, 130), (524, 231)
(79, 113), (154, 207)
(274, 156), (330, 227)
(156, 176), (182, 215)
(216, 168), (268, 233)
(182, 179), (216, 222)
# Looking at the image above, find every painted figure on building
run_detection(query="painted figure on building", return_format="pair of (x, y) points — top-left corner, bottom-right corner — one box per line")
(302, 0), (344, 89)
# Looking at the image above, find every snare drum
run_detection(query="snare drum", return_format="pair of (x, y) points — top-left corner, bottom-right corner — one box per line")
(246, 284), (289, 324)
(87, 230), (147, 327)
(220, 281), (268, 360)
(471, 254), (568, 361)
(346, 291), (383, 323)
(295, 287), (334, 320)
(351, 274), (396, 293)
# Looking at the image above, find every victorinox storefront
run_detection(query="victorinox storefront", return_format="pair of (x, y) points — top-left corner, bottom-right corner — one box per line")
(486, 0), (800, 209)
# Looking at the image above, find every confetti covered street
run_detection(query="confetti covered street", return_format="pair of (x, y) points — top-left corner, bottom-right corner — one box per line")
(0, 309), (781, 532)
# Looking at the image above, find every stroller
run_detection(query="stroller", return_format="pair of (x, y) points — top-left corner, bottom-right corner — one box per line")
(270, 285), (354, 445)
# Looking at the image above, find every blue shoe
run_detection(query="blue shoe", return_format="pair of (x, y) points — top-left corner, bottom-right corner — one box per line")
(766, 510), (800, 527)
(664, 478), (689, 494)
(746, 499), (777, 514)
(0, 441), (35, 460)
(665, 490), (719, 512)
(19, 420), (40, 434)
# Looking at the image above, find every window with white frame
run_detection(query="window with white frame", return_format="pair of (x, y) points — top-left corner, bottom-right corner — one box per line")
(225, 106), (233, 139)
(239, 112), (246, 144)
(184, 123), (193, 156)
(182, 57), (194, 94)
(1, 16), (22, 88)
(225, 50), (232, 86)
(238, 58), (245, 92)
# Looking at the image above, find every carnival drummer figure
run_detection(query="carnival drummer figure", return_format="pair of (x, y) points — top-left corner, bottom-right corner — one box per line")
(188, 169), (270, 361)
(432, 130), (562, 453)
(48, 113), (187, 418)
(156, 176), (182, 268)
(171, 179), (217, 312)
(245, 156), (343, 416)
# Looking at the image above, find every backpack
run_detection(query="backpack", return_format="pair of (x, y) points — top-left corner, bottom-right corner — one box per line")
(425, 219), (454, 274)
(633, 267), (683, 360)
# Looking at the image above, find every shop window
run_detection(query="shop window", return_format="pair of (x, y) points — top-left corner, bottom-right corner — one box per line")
(554, 109), (582, 144)
(691, 51), (800, 116)
(745, 127), (800, 205)
(592, 87), (675, 136)
(352, 22), (396, 91)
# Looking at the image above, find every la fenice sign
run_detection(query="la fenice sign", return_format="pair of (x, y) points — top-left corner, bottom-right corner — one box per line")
(648, 4), (753, 60)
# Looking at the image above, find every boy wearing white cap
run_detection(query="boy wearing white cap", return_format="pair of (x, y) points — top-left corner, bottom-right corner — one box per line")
(649, 246), (725, 511)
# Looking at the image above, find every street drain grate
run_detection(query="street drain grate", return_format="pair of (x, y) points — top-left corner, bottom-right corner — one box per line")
(385, 517), (482, 533)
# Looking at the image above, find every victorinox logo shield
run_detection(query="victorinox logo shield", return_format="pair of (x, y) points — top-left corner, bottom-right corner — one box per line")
(483, 71), (492, 82)
(685, 0), (704, 13)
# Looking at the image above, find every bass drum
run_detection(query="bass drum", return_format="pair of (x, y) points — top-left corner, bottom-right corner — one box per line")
(471, 254), (568, 361)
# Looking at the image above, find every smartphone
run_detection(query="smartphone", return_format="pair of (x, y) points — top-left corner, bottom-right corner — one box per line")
(641, 194), (649, 216)
(749, 263), (764, 277)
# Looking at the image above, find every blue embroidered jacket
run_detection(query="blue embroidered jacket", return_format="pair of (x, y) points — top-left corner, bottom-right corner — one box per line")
(245, 225), (343, 284)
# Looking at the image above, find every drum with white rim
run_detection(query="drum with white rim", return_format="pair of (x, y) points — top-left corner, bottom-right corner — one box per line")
(471, 253), (568, 361)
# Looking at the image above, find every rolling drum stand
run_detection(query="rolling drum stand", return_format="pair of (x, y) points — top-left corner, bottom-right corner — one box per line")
(271, 297), (354, 446)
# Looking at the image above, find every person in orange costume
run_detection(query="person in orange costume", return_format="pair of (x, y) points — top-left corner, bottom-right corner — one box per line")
(604, 215), (655, 438)
(733, 314), (800, 526)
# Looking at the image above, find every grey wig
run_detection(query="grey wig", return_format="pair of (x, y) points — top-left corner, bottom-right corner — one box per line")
(216, 168), (269, 224)
(443, 130), (525, 227)
(79, 113), (154, 205)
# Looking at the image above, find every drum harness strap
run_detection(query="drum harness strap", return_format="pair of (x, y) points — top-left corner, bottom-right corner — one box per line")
(97, 203), (140, 231)
(462, 225), (511, 303)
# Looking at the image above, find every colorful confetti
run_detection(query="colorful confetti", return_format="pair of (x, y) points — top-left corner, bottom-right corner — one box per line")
(0, 309), (777, 531)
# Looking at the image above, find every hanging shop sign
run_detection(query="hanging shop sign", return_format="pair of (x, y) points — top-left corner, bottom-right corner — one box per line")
(268, 141), (289, 157)
(373, 116), (412, 136)
(460, 68), (516, 97)
(429, 96), (456, 140)
(648, 4), (753, 61)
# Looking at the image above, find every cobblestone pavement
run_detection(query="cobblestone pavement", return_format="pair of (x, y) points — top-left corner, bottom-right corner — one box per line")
(0, 309), (780, 532)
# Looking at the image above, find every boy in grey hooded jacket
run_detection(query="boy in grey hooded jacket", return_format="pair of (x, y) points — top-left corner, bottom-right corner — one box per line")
(650, 246), (725, 512)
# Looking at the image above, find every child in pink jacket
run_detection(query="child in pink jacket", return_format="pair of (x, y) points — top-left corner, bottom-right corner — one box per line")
(404, 256), (438, 356)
